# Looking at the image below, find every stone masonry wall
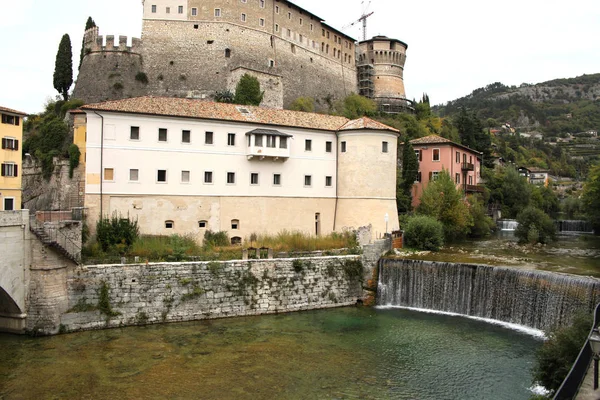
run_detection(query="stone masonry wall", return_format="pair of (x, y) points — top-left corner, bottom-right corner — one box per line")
(58, 255), (364, 333)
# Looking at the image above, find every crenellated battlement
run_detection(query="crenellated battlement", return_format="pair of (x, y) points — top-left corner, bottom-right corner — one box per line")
(82, 27), (142, 55)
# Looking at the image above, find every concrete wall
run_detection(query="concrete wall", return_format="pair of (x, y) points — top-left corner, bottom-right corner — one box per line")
(59, 255), (365, 333)
(0, 210), (30, 315)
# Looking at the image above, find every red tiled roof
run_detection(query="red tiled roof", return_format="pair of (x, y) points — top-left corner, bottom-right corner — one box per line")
(338, 116), (400, 133)
(409, 134), (482, 155)
(0, 105), (27, 116)
(82, 96), (350, 131)
(82, 96), (399, 133)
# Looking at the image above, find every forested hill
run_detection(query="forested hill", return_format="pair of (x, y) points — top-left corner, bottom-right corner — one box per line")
(433, 73), (600, 136)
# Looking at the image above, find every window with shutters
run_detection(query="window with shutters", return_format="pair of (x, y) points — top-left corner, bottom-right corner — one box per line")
(415, 149), (422, 161)
(415, 171), (421, 183)
(429, 171), (439, 181)
(1, 137), (18, 150)
(455, 173), (460, 184)
(1, 162), (18, 177)
(433, 148), (440, 161)
(456, 151), (460, 163)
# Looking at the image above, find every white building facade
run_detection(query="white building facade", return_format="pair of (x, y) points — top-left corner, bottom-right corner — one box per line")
(82, 97), (399, 243)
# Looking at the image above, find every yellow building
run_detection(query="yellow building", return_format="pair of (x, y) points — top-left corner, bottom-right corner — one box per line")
(1, 106), (26, 210)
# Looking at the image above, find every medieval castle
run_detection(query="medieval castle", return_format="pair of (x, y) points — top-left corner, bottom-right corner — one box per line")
(73, 0), (410, 112)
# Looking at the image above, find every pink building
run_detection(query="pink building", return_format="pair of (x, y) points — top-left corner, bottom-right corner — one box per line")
(409, 135), (483, 207)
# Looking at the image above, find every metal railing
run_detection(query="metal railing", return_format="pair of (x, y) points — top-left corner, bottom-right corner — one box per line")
(553, 302), (600, 400)
(29, 214), (82, 264)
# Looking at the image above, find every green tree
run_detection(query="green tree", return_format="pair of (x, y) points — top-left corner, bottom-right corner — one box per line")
(53, 34), (73, 101)
(582, 163), (600, 232)
(79, 17), (96, 70)
(290, 97), (315, 112)
(418, 170), (473, 240)
(515, 207), (556, 244)
(467, 195), (495, 237)
(415, 93), (432, 121)
(340, 94), (377, 119)
(531, 184), (560, 217)
(233, 74), (264, 106)
(454, 107), (494, 168)
(403, 215), (445, 251)
(484, 166), (532, 218)
(397, 140), (418, 213)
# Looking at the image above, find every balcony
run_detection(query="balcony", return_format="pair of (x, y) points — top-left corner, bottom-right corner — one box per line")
(246, 129), (292, 161)
(464, 184), (485, 193)
(461, 162), (475, 171)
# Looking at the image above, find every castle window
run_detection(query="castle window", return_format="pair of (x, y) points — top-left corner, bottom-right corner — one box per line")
(205, 131), (214, 144)
(299, 34), (303, 43)
(241, 13), (247, 22)
(291, 44), (296, 54)
(157, 169), (167, 183)
(304, 175), (312, 187)
(2, 137), (19, 150)
(305, 139), (312, 151)
(287, 29), (291, 37)
(341, 141), (347, 153)
(194, 25), (199, 29)
(228, 133), (236, 146)
(321, 42), (324, 52)
(165, 220), (174, 229)
(204, 171), (213, 184)
(191, 7), (197, 16)
(326, 44), (329, 54)
(227, 172), (236, 184)
(275, 5), (279, 13)
(275, 24), (279, 32)
(166, 7), (170, 13)
(322, 29), (325, 37)
(299, 18), (303, 25)
(269, 59), (275, 67)
(433, 148), (440, 161)
(151, 5), (156, 13)
(231, 219), (240, 230)
(182, 130), (191, 143)
(259, 18), (265, 27)
(382, 141), (388, 153)
(325, 141), (332, 153)
(288, 12), (291, 19)
(103, 168), (114, 181)
(178, 6), (183, 14)
(199, 220), (207, 228)
(326, 31), (330, 39)
(348, 55), (352, 63)
(130, 126), (140, 140)
(1, 163), (18, 178)
(310, 23), (313, 31)
(181, 170), (190, 183)
(214, 8), (221, 17)
(273, 174), (281, 186)
(129, 169), (139, 182)
(279, 137), (287, 149)
(325, 176), (332, 187)
(158, 128), (167, 142)
(260, 0), (265, 8)
(250, 173), (259, 185)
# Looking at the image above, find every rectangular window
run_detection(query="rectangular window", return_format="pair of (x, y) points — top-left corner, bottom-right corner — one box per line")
(228, 133), (236, 146)
(455, 173), (460, 184)
(431, 171), (439, 181)
(255, 134), (263, 147)
(273, 173), (281, 185)
(178, 5), (183, 13)
(205, 131), (213, 144)
(260, 0), (265, 8)
(130, 126), (140, 140)
(182, 130), (191, 143)
(214, 8), (221, 17)
(279, 137), (287, 149)
(325, 176), (332, 187)
(181, 170), (190, 183)
(1, 163), (18, 177)
(325, 141), (332, 152)
(288, 12), (291, 19)
(469, 176), (473, 185)
(103, 168), (114, 181)
(415, 171), (422, 183)
(304, 175), (312, 187)
(275, 24), (279, 32)
(310, 23), (313, 31)
(241, 13), (246, 22)
(299, 18), (303, 25)
(199, 221), (207, 228)
(305, 139), (312, 151)
(382, 141), (388, 153)
(275, 5), (279, 13)
(204, 171), (213, 184)
(166, 7), (170, 13)
(129, 169), (139, 181)
(415, 149), (422, 162)
(291, 44), (296, 54)
(299, 34), (303, 43)
(341, 141), (346, 153)
(191, 7), (197, 16)
(433, 148), (440, 161)
(266, 135), (276, 148)
(3, 198), (14, 211)
(1, 137), (18, 150)
(287, 29), (291, 37)
(1, 114), (19, 125)
(259, 18), (265, 27)
(250, 173), (259, 185)
(151, 4), (156, 13)
(456, 151), (460, 163)
(158, 128), (167, 142)
(157, 169), (167, 182)
(227, 172), (236, 184)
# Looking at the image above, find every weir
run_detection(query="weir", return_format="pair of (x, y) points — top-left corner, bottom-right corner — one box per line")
(556, 220), (595, 234)
(497, 219), (518, 231)
(377, 259), (600, 331)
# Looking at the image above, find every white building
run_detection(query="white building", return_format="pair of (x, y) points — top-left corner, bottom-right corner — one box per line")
(81, 97), (400, 243)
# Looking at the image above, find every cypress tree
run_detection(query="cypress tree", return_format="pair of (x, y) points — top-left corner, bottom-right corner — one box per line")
(53, 34), (73, 101)
(397, 139), (419, 212)
(233, 74), (264, 106)
(79, 17), (96, 70)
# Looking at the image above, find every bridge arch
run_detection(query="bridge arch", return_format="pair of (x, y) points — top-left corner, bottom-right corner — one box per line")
(0, 286), (22, 315)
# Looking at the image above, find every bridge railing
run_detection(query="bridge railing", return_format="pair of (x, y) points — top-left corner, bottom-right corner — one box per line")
(553, 302), (600, 400)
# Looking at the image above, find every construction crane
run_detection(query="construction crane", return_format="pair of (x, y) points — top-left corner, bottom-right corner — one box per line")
(342, 1), (374, 41)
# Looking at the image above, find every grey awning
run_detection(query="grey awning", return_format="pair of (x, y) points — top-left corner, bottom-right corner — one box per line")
(245, 128), (293, 138)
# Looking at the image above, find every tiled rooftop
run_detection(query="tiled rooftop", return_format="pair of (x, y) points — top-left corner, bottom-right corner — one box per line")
(82, 96), (398, 133)
(0, 105), (27, 116)
(410, 134), (482, 154)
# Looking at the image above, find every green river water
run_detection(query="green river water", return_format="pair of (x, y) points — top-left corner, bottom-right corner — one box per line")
(0, 307), (541, 400)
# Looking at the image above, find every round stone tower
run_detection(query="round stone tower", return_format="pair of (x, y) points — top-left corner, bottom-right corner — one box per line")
(356, 36), (411, 113)
(334, 117), (400, 239)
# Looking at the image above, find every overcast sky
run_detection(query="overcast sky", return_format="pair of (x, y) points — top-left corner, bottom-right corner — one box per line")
(1, 0), (598, 114)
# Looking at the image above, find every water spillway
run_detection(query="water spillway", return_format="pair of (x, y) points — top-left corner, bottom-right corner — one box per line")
(497, 219), (519, 231)
(556, 220), (595, 234)
(377, 259), (600, 331)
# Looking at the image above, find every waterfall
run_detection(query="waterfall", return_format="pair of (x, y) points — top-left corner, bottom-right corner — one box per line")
(556, 220), (595, 234)
(497, 219), (519, 231)
(377, 259), (600, 331)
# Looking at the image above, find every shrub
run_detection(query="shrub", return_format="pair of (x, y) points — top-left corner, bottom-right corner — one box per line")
(214, 90), (234, 103)
(204, 230), (229, 247)
(403, 215), (445, 251)
(532, 312), (592, 392)
(233, 73), (264, 106)
(290, 97), (315, 112)
(467, 195), (495, 238)
(515, 207), (556, 244)
(135, 72), (149, 84)
(96, 213), (139, 253)
(68, 144), (80, 178)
